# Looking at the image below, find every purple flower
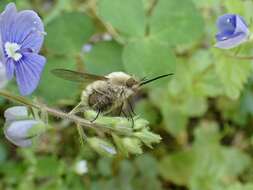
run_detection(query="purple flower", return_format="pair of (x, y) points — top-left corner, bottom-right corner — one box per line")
(0, 3), (46, 95)
(215, 14), (250, 49)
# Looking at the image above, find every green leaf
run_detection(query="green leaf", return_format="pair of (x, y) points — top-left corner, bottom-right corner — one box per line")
(0, 143), (7, 164)
(36, 56), (80, 104)
(45, 12), (94, 55)
(189, 51), (223, 97)
(135, 100), (160, 125)
(214, 51), (252, 99)
(149, 0), (204, 45)
(217, 97), (248, 126)
(241, 89), (253, 116)
(36, 156), (63, 177)
(191, 122), (251, 190)
(123, 38), (176, 84)
(134, 154), (162, 190)
(192, 0), (221, 8)
(159, 150), (195, 185)
(97, 157), (113, 177)
(0, 0), (30, 11)
(97, 0), (146, 38)
(159, 121), (251, 189)
(135, 154), (159, 177)
(84, 41), (124, 75)
(224, 0), (253, 22)
(118, 160), (136, 189)
(150, 89), (188, 137)
(226, 183), (253, 190)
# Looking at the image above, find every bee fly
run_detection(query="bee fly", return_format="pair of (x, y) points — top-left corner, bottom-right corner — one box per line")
(51, 69), (173, 125)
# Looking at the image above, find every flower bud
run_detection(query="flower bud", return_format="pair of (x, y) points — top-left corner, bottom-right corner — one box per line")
(133, 118), (149, 130)
(102, 33), (112, 41)
(4, 106), (28, 122)
(84, 110), (133, 134)
(82, 43), (93, 53)
(122, 137), (143, 154)
(4, 120), (46, 147)
(87, 137), (117, 157)
(134, 129), (162, 148)
(112, 133), (128, 157)
(74, 160), (88, 175)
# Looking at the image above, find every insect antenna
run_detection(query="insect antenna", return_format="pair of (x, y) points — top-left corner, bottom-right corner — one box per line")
(140, 73), (174, 86)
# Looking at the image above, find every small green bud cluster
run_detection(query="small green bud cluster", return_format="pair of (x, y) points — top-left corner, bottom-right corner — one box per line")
(84, 110), (162, 156)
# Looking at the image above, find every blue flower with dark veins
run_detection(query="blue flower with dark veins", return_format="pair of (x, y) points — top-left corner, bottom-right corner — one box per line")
(0, 3), (46, 95)
(215, 14), (250, 49)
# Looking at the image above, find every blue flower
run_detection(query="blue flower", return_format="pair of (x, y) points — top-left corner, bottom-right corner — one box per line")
(215, 14), (250, 49)
(0, 3), (46, 95)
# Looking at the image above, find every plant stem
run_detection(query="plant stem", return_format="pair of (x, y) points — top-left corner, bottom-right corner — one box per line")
(0, 91), (136, 136)
(0, 90), (94, 128)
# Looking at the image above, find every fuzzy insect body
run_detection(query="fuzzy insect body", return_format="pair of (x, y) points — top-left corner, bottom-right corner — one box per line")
(51, 69), (172, 117)
(81, 72), (138, 113)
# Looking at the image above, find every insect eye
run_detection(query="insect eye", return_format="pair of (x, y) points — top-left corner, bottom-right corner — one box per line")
(126, 78), (137, 87)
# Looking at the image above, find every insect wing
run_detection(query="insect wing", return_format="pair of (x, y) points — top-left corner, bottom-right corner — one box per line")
(51, 69), (108, 83)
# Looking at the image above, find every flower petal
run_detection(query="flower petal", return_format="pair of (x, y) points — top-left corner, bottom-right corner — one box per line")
(4, 106), (28, 122)
(0, 3), (45, 53)
(216, 14), (236, 35)
(0, 61), (8, 88)
(13, 10), (45, 53)
(234, 15), (250, 35)
(5, 136), (32, 147)
(215, 32), (248, 49)
(5, 58), (15, 80)
(15, 53), (46, 95)
(4, 120), (39, 140)
(0, 3), (17, 43)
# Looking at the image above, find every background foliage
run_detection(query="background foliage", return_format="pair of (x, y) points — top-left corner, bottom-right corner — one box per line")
(1, 0), (253, 189)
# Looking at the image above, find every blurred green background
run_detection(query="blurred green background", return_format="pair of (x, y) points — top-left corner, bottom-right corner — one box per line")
(1, 0), (253, 189)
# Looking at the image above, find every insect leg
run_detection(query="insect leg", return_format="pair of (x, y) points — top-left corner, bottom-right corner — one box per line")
(90, 109), (101, 122)
(128, 109), (135, 128)
(69, 101), (83, 115)
(127, 99), (136, 116)
(122, 110), (129, 120)
(122, 109), (134, 127)
(117, 103), (124, 116)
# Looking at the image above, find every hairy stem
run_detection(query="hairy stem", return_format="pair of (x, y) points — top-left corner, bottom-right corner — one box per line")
(0, 90), (94, 128)
(0, 91), (136, 136)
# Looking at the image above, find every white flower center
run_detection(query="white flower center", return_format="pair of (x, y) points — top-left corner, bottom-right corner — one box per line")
(5, 42), (22, 61)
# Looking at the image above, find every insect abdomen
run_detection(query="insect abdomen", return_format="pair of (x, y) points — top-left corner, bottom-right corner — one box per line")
(88, 91), (114, 112)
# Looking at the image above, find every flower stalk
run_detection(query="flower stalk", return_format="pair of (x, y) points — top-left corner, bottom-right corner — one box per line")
(0, 90), (94, 129)
(0, 90), (162, 154)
